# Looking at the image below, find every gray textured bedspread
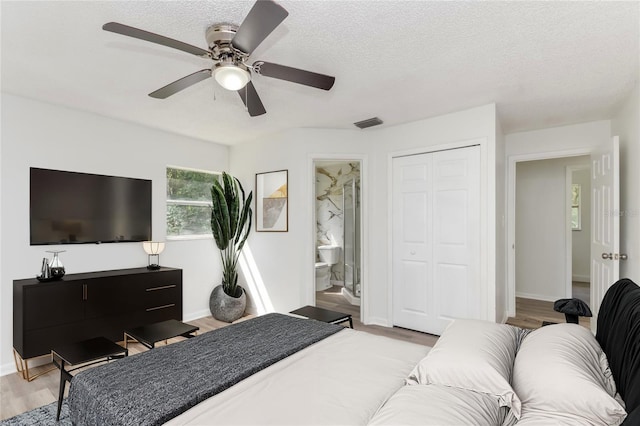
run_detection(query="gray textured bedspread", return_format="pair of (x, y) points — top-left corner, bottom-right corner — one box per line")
(68, 313), (343, 426)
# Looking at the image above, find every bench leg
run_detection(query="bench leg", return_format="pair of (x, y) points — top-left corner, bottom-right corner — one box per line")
(54, 358), (72, 421)
(56, 361), (66, 421)
(348, 317), (353, 329)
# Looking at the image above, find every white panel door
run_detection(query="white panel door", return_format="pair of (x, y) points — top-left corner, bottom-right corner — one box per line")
(432, 147), (481, 331)
(392, 146), (481, 335)
(590, 136), (620, 330)
(392, 154), (433, 331)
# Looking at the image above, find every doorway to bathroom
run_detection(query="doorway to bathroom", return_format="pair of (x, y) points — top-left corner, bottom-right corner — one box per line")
(313, 159), (363, 316)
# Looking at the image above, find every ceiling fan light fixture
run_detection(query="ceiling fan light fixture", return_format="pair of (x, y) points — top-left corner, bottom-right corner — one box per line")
(213, 63), (250, 91)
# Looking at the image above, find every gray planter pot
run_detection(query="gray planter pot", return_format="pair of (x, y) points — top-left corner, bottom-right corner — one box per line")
(209, 284), (246, 323)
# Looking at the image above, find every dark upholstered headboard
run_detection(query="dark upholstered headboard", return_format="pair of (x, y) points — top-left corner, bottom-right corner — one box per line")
(596, 278), (640, 425)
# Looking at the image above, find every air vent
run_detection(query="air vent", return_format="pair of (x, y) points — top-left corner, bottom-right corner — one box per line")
(354, 117), (383, 129)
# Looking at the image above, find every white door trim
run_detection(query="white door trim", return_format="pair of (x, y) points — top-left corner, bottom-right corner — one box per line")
(565, 164), (591, 298)
(507, 148), (592, 316)
(387, 137), (490, 327)
(308, 154), (369, 322)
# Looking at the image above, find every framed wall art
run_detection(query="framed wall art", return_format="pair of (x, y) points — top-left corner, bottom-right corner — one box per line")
(256, 170), (288, 232)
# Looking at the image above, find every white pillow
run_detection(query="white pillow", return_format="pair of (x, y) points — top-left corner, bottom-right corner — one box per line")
(513, 323), (626, 426)
(406, 319), (522, 419)
(368, 384), (508, 426)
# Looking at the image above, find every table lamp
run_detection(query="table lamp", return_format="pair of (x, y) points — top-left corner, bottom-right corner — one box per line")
(143, 241), (165, 270)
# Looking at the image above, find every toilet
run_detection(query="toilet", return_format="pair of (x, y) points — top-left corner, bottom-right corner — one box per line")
(315, 262), (331, 291)
(315, 245), (341, 291)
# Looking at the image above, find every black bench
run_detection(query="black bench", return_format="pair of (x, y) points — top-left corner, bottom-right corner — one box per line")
(290, 305), (353, 328)
(52, 337), (127, 420)
(124, 319), (199, 350)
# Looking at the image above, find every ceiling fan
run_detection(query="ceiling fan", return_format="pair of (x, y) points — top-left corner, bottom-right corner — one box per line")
(102, 0), (335, 117)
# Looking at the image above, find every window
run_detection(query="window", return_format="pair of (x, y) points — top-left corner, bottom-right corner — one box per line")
(571, 183), (581, 231)
(166, 167), (220, 238)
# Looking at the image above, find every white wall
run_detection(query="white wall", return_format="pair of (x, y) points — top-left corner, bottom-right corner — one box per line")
(0, 94), (229, 375)
(515, 156), (589, 301)
(611, 83), (640, 282)
(506, 121), (611, 157)
(571, 168), (591, 282)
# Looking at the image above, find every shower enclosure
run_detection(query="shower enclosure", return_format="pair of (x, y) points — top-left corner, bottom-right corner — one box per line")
(343, 179), (361, 297)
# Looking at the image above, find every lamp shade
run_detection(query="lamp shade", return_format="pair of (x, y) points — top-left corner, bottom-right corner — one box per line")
(142, 241), (165, 255)
(213, 63), (250, 91)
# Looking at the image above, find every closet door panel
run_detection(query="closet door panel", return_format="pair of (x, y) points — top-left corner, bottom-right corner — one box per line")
(392, 154), (433, 330)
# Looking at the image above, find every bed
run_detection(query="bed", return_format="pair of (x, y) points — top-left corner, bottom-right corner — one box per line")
(68, 278), (640, 425)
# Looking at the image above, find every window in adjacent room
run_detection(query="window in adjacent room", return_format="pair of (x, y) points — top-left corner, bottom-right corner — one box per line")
(571, 183), (581, 231)
(166, 166), (220, 238)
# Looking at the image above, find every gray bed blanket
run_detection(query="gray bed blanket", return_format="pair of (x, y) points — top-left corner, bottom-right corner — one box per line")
(68, 313), (343, 426)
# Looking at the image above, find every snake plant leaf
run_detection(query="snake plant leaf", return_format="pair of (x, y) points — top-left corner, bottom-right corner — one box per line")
(211, 179), (231, 249)
(236, 191), (253, 248)
(210, 187), (225, 250)
(230, 180), (240, 240)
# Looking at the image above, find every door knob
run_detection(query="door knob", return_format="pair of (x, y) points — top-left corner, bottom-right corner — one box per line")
(620, 253), (628, 260)
(602, 253), (613, 260)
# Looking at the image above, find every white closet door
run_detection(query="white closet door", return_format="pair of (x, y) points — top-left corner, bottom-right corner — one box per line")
(392, 146), (480, 335)
(392, 153), (433, 332)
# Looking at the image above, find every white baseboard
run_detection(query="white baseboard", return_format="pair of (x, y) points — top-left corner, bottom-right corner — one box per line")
(183, 308), (211, 322)
(184, 305), (259, 323)
(515, 291), (559, 302)
(1, 362), (16, 377)
(1, 352), (55, 377)
(244, 305), (258, 316)
(572, 275), (590, 283)
(365, 316), (392, 327)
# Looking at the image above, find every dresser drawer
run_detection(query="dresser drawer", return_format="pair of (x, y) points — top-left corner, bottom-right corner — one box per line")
(144, 283), (181, 310)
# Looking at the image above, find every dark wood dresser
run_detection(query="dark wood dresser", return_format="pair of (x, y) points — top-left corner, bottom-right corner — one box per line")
(13, 267), (183, 362)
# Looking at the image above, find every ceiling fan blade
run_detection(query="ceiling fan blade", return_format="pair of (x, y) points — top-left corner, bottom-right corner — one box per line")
(237, 81), (266, 116)
(148, 69), (211, 99)
(103, 22), (210, 58)
(231, 0), (288, 54)
(254, 61), (335, 90)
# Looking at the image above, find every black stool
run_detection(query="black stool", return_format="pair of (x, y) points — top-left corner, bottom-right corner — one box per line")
(52, 337), (127, 420)
(553, 298), (593, 324)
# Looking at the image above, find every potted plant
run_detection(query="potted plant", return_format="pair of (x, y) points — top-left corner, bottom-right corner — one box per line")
(209, 172), (253, 322)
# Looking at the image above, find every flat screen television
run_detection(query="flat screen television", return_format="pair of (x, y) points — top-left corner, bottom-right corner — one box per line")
(30, 167), (152, 245)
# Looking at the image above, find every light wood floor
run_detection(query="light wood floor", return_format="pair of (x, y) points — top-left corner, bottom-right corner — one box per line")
(506, 282), (591, 329)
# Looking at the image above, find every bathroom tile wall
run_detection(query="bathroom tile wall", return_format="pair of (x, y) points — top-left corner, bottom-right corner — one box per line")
(315, 161), (360, 282)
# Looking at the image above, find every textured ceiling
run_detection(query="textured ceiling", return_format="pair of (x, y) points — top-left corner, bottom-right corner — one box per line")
(1, 1), (638, 145)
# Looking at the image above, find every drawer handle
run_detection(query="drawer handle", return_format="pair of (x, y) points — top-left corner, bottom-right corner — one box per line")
(146, 285), (176, 292)
(146, 304), (175, 312)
